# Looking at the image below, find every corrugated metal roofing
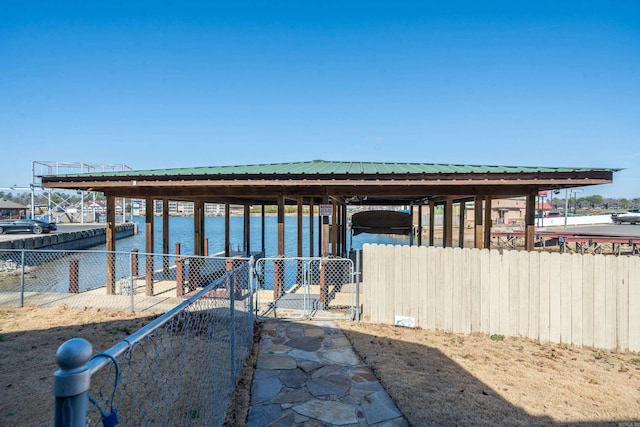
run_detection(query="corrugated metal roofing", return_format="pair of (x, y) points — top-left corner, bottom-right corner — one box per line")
(47, 160), (620, 178)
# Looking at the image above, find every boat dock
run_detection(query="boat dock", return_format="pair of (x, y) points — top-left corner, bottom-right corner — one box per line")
(0, 222), (136, 251)
(492, 226), (640, 255)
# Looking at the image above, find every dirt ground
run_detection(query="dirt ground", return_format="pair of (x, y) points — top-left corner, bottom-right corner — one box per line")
(2, 307), (640, 426)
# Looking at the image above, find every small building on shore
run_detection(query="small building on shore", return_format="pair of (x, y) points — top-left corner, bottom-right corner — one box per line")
(0, 199), (28, 220)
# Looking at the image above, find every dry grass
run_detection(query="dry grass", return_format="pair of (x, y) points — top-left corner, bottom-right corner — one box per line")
(338, 321), (640, 426)
(4, 306), (640, 426)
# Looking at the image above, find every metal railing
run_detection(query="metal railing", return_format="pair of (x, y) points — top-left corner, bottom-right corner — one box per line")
(53, 261), (254, 427)
(0, 248), (245, 313)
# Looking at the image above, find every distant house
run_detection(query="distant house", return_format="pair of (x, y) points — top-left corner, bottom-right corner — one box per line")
(0, 199), (28, 219)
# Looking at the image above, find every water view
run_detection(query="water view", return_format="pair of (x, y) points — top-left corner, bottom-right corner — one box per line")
(98, 215), (409, 257)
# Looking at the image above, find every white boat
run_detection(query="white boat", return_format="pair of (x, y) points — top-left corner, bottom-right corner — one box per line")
(611, 210), (640, 224)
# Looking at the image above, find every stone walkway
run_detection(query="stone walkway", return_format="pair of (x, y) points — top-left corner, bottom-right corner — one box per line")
(247, 320), (408, 426)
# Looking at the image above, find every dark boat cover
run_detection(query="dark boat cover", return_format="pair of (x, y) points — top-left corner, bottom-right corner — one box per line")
(350, 210), (412, 236)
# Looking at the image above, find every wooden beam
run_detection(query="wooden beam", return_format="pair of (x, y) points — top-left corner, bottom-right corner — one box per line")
(417, 204), (423, 246)
(474, 196), (484, 249)
(106, 195), (116, 295)
(429, 201), (435, 247)
(277, 193), (285, 257)
(484, 196), (493, 249)
(331, 201), (338, 257)
(261, 205), (266, 255)
(162, 199), (170, 278)
(322, 194), (329, 257)
(309, 198), (315, 257)
(525, 193), (536, 251)
(444, 199), (453, 248)
(297, 197), (303, 258)
(145, 197), (154, 296)
(244, 204), (251, 256)
(193, 200), (205, 256)
(225, 202), (231, 257)
(458, 201), (466, 248)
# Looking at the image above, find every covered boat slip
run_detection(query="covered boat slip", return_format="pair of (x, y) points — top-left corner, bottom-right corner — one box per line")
(40, 161), (617, 297)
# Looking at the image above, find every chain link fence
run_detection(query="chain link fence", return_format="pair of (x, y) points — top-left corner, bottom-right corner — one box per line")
(0, 249), (245, 313)
(254, 257), (357, 320)
(54, 261), (253, 427)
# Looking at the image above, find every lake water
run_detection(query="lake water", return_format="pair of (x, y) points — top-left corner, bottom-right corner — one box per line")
(98, 215), (409, 257)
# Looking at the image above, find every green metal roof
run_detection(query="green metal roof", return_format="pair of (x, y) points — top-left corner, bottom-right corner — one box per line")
(46, 160), (621, 178)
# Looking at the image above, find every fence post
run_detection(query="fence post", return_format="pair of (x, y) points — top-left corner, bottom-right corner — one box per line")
(249, 257), (255, 320)
(54, 338), (93, 427)
(69, 259), (79, 294)
(20, 250), (25, 308)
(230, 267), (236, 387)
(355, 250), (361, 322)
(176, 257), (184, 297)
(131, 248), (139, 277)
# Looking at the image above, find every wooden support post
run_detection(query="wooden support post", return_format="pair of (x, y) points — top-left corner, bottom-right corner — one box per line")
(175, 257), (184, 297)
(175, 242), (181, 255)
(193, 200), (204, 256)
(297, 197), (303, 258)
(69, 259), (79, 294)
(225, 202), (231, 257)
(106, 195), (116, 295)
(484, 196), (493, 249)
(474, 196), (484, 249)
(145, 196), (154, 296)
(277, 194), (285, 257)
(309, 198), (315, 257)
(204, 238), (209, 257)
(429, 201), (435, 247)
(409, 204), (415, 246)
(525, 193), (536, 252)
(261, 205), (266, 256)
(331, 201), (338, 257)
(444, 199), (453, 248)
(131, 249), (139, 276)
(417, 204), (423, 246)
(342, 203), (348, 256)
(458, 201), (466, 248)
(162, 199), (169, 278)
(297, 197), (304, 285)
(244, 204), (251, 256)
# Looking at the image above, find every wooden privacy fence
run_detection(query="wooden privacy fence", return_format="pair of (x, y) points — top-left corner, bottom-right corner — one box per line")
(362, 244), (640, 352)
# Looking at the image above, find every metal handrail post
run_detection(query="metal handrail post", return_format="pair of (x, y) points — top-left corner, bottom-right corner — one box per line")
(248, 256), (254, 322)
(355, 250), (361, 322)
(20, 250), (25, 308)
(229, 267), (236, 387)
(54, 338), (93, 427)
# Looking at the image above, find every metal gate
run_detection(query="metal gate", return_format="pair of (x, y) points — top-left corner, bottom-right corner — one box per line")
(253, 257), (357, 320)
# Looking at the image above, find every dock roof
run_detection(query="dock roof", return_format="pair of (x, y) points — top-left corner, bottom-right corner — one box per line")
(40, 160), (620, 206)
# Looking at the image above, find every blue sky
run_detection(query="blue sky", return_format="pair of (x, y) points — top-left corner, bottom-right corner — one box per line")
(1, 1), (638, 198)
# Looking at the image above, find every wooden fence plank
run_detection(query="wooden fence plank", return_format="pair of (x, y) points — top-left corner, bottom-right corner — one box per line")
(549, 253), (561, 344)
(560, 253), (573, 345)
(528, 251), (540, 341)
(506, 250), (519, 337)
(538, 252), (551, 343)
(409, 245), (420, 325)
(418, 246), (429, 329)
(605, 255), (617, 350)
(480, 249), (491, 335)
(616, 256), (629, 352)
(461, 248), (472, 334)
(499, 250), (511, 336)
(426, 246), (437, 329)
(593, 254), (607, 349)
(489, 249), (501, 335)
(581, 254), (595, 348)
(570, 254), (583, 348)
(629, 257), (640, 352)
(470, 249), (481, 333)
(518, 250), (530, 338)
(434, 247), (445, 330)
(452, 248), (463, 333)
(443, 248), (454, 332)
